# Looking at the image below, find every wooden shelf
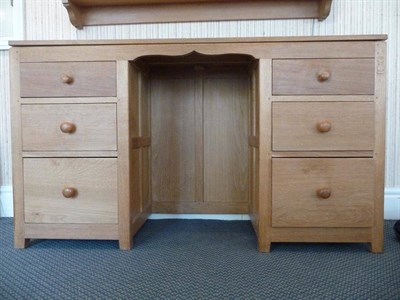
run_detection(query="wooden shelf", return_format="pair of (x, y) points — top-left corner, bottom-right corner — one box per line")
(62, 0), (333, 29)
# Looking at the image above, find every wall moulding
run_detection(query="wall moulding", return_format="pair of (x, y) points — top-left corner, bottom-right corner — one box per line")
(62, 0), (333, 29)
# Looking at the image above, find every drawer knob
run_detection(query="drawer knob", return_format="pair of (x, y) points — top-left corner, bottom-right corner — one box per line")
(316, 120), (332, 133)
(316, 188), (331, 199)
(317, 70), (331, 82)
(61, 75), (74, 84)
(62, 187), (78, 198)
(60, 122), (76, 134)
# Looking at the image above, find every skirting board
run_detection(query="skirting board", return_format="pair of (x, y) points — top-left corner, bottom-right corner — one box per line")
(0, 186), (13, 218)
(149, 214), (250, 220)
(384, 188), (400, 220)
(1, 185), (400, 219)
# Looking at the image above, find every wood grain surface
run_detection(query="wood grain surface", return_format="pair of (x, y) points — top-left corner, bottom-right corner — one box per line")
(273, 59), (375, 95)
(203, 77), (249, 204)
(24, 158), (118, 224)
(151, 78), (196, 204)
(272, 158), (375, 228)
(21, 104), (117, 151)
(20, 62), (116, 97)
(272, 101), (375, 151)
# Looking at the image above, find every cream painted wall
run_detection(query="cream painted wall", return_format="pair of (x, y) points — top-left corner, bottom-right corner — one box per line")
(0, 0), (399, 193)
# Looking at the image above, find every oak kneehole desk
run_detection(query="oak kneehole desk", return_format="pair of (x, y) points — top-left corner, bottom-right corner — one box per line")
(10, 36), (387, 252)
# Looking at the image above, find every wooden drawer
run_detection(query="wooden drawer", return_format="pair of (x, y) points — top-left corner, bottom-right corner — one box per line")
(20, 62), (116, 97)
(24, 158), (118, 224)
(22, 104), (117, 151)
(272, 102), (375, 151)
(272, 158), (374, 228)
(272, 59), (374, 95)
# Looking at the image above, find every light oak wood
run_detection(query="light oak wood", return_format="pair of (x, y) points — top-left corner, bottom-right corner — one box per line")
(150, 64), (251, 212)
(65, 0), (325, 6)
(128, 64), (152, 241)
(24, 158), (118, 224)
(370, 41), (387, 253)
(10, 36), (386, 252)
(203, 77), (249, 205)
(129, 64), (146, 246)
(152, 201), (248, 214)
(15, 42), (378, 64)
(19, 97), (118, 104)
(272, 158), (375, 228)
(248, 136), (259, 148)
(138, 70), (152, 216)
(273, 59), (375, 95)
(10, 36), (386, 47)
(116, 61), (133, 250)
(249, 64), (260, 237)
(151, 77), (196, 204)
(10, 48), (30, 248)
(257, 59), (273, 252)
(20, 62), (116, 97)
(25, 223), (119, 240)
(272, 102), (375, 151)
(131, 137), (151, 149)
(249, 147), (259, 230)
(22, 151), (118, 158)
(271, 95), (375, 102)
(62, 0), (333, 28)
(62, 0), (84, 29)
(21, 104), (117, 151)
(194, 73), (204, 204)
(270, 227), (371, 243)
(272, 151), (374, 158)
(318, 0), (332, 21)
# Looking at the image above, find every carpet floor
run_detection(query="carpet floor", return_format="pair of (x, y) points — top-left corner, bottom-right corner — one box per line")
(0, 218), (399, 299)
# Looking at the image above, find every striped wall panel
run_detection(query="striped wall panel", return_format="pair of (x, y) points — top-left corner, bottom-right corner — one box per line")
(0, 50), (11, 186)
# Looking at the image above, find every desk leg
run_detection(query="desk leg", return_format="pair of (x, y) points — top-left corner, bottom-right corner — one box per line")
(15, 238), (31, 249)
(119, 237), (133, 250)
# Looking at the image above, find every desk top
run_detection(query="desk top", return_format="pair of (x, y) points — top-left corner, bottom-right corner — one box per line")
(9, 35), (387, 47)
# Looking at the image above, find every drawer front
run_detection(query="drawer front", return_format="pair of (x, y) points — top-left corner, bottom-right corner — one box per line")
(272, 158), (374, 228)
(272, 59), (374, 95)
(20, 62), (116, 97)
(24, 158), (118, 224)
(22, 104), (117, 151)
(272, 102), (375, 151)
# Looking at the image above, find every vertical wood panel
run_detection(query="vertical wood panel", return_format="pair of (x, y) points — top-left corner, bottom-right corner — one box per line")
(139, 71), (152, 212)
(151, 78), (196, 203)
(249, 65), (259, 233)
(9, 48), (27, 247)
(371, 41), (387, 252)
(194, 75), (204, 203)
(116, 61), (133, 249)
(129, 65), (142, 223)
(257, 59), (273, 252)
(203, 77), (249, 204)
(1, 0), (399, 189)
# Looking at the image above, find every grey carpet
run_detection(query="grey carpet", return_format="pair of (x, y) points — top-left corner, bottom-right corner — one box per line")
(0, 218), (399, 300)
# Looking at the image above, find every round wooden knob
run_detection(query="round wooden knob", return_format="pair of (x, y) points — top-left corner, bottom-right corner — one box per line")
(316, 120), (332, 133)
(61, 75), (74, 84)
(60, 122), (76, 134)
(316, 188), (331, 199)
(317, 70), (331, 82)
(62, 187), (78, 198)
